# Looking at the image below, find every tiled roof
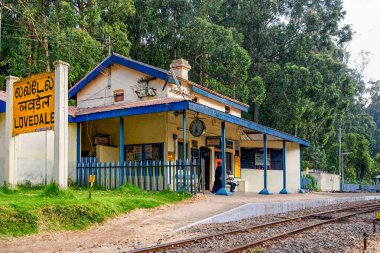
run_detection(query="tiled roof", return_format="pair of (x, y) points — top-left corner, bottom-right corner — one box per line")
(68, 106), (78, 116)
(188, 81), (249, 108)
(72, 98), (184, 117)
(0, 91), (6, 102)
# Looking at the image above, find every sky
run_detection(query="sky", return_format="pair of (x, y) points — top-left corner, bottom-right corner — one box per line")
(343, 0), (380, 81)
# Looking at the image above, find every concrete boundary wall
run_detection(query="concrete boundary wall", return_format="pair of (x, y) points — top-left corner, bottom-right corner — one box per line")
(178, 196), (380, 231)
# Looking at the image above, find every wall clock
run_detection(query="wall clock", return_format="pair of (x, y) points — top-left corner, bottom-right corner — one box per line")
(189, 119), (206, 137)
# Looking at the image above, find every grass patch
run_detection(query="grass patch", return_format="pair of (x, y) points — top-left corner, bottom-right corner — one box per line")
(249, 247), (266, 253)
(41, 181), (74, 199)
(0, 182), (17, 194)
(0, 183), (191, 237)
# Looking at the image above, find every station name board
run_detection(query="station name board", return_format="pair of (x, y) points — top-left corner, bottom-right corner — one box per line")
(12, 72), (55, 136)
(206, 137), (234, 149)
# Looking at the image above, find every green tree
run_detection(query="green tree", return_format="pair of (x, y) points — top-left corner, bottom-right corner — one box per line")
(344, 133), (373, 182)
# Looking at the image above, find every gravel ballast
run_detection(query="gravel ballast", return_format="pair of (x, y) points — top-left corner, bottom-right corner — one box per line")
(145, 201), (380, 253)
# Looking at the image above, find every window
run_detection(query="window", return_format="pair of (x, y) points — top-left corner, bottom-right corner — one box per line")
(113, 89), (124, 102)
(240, 147), (283, 170)
(125, 143), (164, 162)
(270, 149), (283, 170)
(225, 106), (231, 113)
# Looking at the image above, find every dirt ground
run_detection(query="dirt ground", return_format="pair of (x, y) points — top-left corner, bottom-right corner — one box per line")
(1, 192), (380, 253)
(0, 194), (218, 253)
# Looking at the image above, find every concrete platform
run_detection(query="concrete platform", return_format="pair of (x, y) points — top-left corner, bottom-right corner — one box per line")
(174, 192), (380, 231)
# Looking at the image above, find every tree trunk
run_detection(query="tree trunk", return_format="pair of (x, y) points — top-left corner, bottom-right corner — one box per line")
(27, 22), (33, 75)
(253, 102), (259, 123)
(41, 0), (50, 72)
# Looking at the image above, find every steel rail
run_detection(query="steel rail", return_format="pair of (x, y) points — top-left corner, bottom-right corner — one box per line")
(224, 205), (380, 253)
(125, 201), (380, 253)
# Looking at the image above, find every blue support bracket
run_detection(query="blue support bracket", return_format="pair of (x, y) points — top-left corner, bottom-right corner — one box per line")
(259, 188), (272, 195)
(280, 140), (289, 194)
(259, 134), (272, 195)
(279, 188), (290, 194)
(215, 188), (233, 196)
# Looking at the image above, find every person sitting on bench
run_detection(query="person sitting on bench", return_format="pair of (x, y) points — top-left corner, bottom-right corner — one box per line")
(227, 169), (237, 192)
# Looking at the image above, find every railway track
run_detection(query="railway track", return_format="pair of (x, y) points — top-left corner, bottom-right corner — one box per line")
(126, 201), (380, 253)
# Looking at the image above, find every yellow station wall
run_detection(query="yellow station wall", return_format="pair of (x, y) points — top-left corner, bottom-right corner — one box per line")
(81, 114), (167, 162)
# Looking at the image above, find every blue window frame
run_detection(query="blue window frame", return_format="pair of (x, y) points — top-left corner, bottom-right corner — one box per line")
(240, 147), (283, 170)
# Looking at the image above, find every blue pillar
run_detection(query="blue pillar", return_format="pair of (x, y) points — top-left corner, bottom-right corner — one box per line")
(119, 117), (125, 164)
(280, 140), (289, 194)
(259, 134), (272, 195)
(182, 111), (186, 162)
(299, 146), (305, 193)
(182, 110), (187, 190)
(76, 122), (81, 164)
(215, 121), (232, 196)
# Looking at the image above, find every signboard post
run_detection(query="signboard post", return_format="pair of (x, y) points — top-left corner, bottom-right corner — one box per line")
(5, 76), (20, 187)
(4, 61), (69, 188)
(53, 61), (70, 188)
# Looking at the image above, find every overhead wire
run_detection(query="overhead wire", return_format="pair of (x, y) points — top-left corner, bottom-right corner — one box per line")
(1, 21), (111, 41)
(1, 22), (110, 42)
(0, 33), (106, 49)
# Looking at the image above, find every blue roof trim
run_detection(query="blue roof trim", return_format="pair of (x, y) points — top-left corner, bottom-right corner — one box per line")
(188, 102), (310, 147)
(68, 53), (171, 99)
(69, 101), (189, 123)
(113, 54), (169, 81)
(68, 55), (113, 98)
(192, 86), (249, 113)
(0, 101), (5, 113)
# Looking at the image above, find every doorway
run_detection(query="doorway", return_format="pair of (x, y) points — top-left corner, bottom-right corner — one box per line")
(200, 146), (211, 190)
(226, 152), (232, 174)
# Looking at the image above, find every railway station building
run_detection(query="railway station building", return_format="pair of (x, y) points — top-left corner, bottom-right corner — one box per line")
(0, 53), (310, 194)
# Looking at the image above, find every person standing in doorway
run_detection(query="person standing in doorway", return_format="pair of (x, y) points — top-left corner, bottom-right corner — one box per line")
(211, 162), (222, 193)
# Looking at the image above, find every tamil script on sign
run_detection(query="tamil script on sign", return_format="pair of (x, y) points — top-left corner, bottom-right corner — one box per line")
(13, 72), (55, 136)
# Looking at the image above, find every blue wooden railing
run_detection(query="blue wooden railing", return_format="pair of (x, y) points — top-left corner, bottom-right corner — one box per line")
(342, 183), (380, 192)
(76, 158), (204, 194)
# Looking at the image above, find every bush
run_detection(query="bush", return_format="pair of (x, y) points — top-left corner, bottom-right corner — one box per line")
(305, 174), (319, 191)
(42, 181), (74, 198)
(0, 182), (17, 194)
(118, 182), (144, 194)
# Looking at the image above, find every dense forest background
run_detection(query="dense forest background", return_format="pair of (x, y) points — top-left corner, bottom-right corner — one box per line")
(0, 0), (379, 183)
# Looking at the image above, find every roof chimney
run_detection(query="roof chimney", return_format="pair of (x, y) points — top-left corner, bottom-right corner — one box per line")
(170, 59), (191, 80)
